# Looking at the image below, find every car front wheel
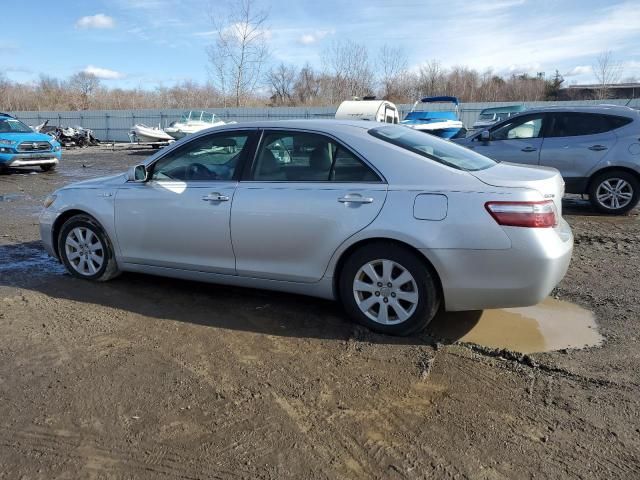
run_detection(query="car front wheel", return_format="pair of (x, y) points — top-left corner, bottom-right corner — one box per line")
(57, 214), (120, 281)
(339, 243), (440, 336)
(589, 170), (640, 215)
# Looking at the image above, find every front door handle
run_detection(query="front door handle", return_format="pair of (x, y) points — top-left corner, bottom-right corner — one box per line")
(521, 146), (537, 152)
(202, 192), (230, 202)
(588, 145), (608, 151)
(338, 194), (374, 204)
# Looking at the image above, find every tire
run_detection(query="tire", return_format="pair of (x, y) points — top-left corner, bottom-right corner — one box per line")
(57, 214), (120, 281)
(588, 170), (640, 215)
(338, 242), (440, 336)
(40, 164), (56, 172)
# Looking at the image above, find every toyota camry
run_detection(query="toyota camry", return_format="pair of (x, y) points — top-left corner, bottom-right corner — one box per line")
(40, 120), (573, 335)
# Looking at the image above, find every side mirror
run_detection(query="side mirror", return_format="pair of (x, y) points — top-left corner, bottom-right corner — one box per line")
(480, 130), (491, 142)
(127, 164), (148, 182)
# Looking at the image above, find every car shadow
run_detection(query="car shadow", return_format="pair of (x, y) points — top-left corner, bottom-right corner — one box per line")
(1, 240), (482, 345)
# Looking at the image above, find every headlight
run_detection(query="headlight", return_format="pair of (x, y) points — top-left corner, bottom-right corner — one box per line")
(43, 194), (57, 208)
(52, 144), (61, 152)
(0, 147), (12, 153)
(0, 139), (16, 145)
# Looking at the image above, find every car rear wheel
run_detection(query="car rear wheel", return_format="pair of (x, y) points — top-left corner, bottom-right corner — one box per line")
(57, 214), (120, 281)
(589, 170), (639, 215)
(40, 164), (56, 172)
(339, 243), (440, 336)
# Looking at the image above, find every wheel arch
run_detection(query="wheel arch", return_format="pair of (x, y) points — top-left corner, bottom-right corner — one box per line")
(588, 166), (640, 192)
(332, 237), (444, 304)
(52, 209), (103, 258)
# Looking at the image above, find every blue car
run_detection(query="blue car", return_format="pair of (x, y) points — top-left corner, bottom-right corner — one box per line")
(0, 113), (61, 172)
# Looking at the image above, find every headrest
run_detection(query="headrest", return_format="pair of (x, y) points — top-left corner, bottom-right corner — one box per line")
(310, 146), (331, 171)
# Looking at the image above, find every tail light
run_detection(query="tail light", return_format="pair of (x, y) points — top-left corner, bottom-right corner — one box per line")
(485, 201), (557, 228)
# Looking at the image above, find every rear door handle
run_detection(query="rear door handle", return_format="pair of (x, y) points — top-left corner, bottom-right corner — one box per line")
(588, 145), (608, 151)
(338, 194), (374, 204)
(521, 146), (537, 152)
(202, 192), (230, 202)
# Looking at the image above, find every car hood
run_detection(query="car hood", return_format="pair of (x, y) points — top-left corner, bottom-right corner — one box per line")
(470, 162), (565, 213)
(61, 173), (128, 190)
(1, 131), (57, 144)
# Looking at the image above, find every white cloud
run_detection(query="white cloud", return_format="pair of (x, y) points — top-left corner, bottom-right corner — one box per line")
(425, 1), (640, 78)
(298, 30), (333, 45)
(75, 14), (115, 30)
(82, 65), (125, 80)
(564, 65), (592, 77)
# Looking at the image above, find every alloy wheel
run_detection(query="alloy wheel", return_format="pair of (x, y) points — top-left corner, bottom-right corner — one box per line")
(64, 227), (105, 276)
(353, 259), (419, 325)
(596, 178), (633, 210)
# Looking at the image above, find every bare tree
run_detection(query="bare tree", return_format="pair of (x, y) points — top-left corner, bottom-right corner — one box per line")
(266, 63), (296, 106)
(377, 45), (408, 101)
(322, 40), (374, 102)
(417, 60), (445, 97)
(67, 72), (100, 110)
(593, 51), (623, 100)
(207, 0), (270, 107)
(293, 63), (320, 105)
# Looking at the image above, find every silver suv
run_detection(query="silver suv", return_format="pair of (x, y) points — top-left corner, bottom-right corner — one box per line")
(455, 105), (640, 214)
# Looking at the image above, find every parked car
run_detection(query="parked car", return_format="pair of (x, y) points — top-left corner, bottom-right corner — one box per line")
(471, 104), (526, 130)
(40, 120), (572, 335)
(0, 113), (62, 172)
(455, 105), (640, 214)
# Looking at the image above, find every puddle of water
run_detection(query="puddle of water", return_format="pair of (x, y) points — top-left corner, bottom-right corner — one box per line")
(0, 244), (66, 275)
(431, 298), (603, 354)
(0, 193), (28, 202)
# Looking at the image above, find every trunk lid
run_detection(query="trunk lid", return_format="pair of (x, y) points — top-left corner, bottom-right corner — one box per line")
(470, 162), (565, 215)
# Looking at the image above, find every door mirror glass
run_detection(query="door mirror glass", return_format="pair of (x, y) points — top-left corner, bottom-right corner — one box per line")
(128, 164), (148, 182)
(480, 130), (491, 142)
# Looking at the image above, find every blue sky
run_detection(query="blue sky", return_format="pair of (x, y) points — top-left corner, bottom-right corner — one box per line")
(1, 0), (639, 89)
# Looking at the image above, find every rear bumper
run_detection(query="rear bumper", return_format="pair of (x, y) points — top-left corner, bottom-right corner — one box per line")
(425, 219), (573, 311)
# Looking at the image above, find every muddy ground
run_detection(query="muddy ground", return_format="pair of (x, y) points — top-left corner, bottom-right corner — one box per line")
(0, 146), (639, 479)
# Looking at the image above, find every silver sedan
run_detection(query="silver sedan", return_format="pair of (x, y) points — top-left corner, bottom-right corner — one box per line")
(40, 120), (573, 335)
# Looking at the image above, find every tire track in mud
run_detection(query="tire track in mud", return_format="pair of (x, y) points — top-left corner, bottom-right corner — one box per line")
(0, 425), (246, 479)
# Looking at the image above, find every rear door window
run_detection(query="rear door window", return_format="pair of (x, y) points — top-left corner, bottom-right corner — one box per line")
(250, 131), (382, 182)
(546, 113), (633, 138)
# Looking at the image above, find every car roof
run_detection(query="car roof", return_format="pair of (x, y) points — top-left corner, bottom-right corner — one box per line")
(522, 104), (639, 117)
(194, 118), (382, 139)
(216, 118), (376, 130)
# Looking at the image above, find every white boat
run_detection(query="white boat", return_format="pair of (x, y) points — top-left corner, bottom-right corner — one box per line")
(164, 111), (227, 139)
(130, 124), (174, 143)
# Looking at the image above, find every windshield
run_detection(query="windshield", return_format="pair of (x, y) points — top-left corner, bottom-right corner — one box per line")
(0, 117), (33, 133)
(369, 125), (496, 171)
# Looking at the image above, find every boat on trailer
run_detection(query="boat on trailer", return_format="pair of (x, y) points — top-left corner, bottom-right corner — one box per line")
(129, 124), (174, 143)
(164, 111), (227, 140)
(401, 96), (466, 139)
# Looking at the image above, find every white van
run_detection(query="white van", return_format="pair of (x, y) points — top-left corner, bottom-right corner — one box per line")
(335, 99), (400, 124)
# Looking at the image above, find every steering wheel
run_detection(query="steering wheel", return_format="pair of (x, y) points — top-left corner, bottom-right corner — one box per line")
(186, 163), (216, 180)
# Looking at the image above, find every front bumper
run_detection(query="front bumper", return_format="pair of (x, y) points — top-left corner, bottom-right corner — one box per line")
(427, 219), (574, 311)
(0, 152), (61, 168)
(39, 209), (58, 259)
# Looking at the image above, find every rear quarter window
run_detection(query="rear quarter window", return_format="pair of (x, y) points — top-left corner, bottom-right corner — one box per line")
(369, 125), (496, 171)
(546, 113), (633, 137)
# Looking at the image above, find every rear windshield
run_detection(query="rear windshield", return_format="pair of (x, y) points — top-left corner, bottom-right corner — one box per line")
(369, 125), (496, 171)
(0, 117), (33, 133)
